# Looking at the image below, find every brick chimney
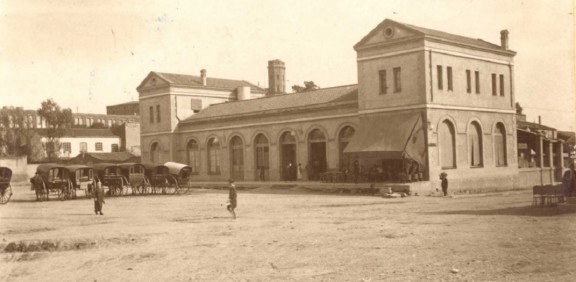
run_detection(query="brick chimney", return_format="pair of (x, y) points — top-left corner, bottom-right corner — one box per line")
(500, 30), (509, 50)
(200, 69), (207, 86)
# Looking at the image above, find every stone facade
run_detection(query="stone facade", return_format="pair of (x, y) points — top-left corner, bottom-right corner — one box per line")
(137, 19), (564, 191)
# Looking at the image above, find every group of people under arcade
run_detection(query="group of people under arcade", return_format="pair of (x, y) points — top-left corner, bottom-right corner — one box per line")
(284, 160), (326, 181)
(345, 158), (424, 183)
(279, 158), (424, 183)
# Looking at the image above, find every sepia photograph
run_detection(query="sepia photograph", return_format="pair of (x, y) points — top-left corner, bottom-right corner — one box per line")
(1, 0), (575, 281)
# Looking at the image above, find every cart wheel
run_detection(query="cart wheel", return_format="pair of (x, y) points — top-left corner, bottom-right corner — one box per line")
(58, 188), (66, 200)
(43, 183), (49, 201)
(86, 183), (93, 199)
(0, 185), (12, 204)
(70, 181), (77, 199)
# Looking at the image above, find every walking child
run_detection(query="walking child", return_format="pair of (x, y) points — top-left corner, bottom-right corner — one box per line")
(226, 179), (237, 219)
(94, 179), (105, 215)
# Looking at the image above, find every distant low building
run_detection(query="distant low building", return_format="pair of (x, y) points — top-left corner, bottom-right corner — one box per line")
(67, 151), (140, 165)
(30, 128), (121, 162)
(107, 101), (140, 116)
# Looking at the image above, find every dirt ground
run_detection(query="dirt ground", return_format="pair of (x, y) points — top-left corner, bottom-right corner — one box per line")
(1, 184), (575, 282)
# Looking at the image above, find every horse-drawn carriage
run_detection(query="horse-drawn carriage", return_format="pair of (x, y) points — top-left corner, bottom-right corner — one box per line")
(65, 165), (95, 198)
(118, 163), (150, 195)
(143, 163), (178, 194)
(164, 162), (194, 193)
(93, 163), (128, 196)
(0, 167), (13, 204)
(34, 164), (74, 201)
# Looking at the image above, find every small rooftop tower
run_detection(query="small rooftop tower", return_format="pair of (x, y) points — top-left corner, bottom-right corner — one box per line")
(267, 59), (285, 96)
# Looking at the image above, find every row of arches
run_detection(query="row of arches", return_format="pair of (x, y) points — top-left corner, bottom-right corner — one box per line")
(150, 126), (357, 181)
(438, 120), (507, 168)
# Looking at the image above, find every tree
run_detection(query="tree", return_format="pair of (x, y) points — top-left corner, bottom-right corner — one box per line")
(292, 81), (320, 93)
(37, 99), (73, 161)
(515, 102), (523, 115)
(0, 107), (32, 157)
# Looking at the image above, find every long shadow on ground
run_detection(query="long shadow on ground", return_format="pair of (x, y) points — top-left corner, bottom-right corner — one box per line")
(423, 205), (576, 217)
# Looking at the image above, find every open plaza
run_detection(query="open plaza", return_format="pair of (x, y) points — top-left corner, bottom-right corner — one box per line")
(1, 183), (575, 281)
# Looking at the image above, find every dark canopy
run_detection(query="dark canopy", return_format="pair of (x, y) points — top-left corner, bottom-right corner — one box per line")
(343, 112), (427, 166)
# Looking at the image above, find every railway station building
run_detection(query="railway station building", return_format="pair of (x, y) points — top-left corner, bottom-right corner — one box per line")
(137, 19), (566, 191)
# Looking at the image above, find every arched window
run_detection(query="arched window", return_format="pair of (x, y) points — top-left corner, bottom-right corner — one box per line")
(150, 142), (161, 163)
(230, 136), (244, 181)
(468, 122), (483, 167)
(207, 137), (221, 174)
(186, 139), (200, 174)
(494, 123), (507, 167)
(308, 129), (327, 179)
(439, 120), (456, 168)
(254, 134), (269, 181)
(338, 126), (355, 170)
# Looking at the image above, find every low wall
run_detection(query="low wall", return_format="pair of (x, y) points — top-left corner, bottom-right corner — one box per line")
(0, 156), (37, 182)
(517, 168), (558, 189)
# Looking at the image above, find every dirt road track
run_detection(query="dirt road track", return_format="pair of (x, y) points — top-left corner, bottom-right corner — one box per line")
(1, 185), (575, 281)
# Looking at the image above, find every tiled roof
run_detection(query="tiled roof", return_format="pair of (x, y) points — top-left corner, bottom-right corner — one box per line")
(107, 101), (139, 106)
(153, 72), (265, 93)
(355, 19), (514, 54)
(182, 84), (358, 122)
(35, 128), (118, 138)
(558, 131), (576, 143)
(517, 120), (556, 132)
(72, 152), (139, 163)
(403, 22), (504, 51)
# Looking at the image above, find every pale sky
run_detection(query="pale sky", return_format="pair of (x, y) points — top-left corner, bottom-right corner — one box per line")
(1, 0), (574, 132)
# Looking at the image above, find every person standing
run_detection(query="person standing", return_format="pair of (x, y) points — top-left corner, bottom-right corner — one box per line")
(227, 179), (237, 219)
(440, 172), (448, 197)
(94, 179), (105, 215)
(297, 163), (303, 181)
(563, 163), (575, 198)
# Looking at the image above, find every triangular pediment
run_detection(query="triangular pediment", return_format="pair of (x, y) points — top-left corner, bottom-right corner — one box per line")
(136, 72), (170, 91)
(354, 19), (423, 50)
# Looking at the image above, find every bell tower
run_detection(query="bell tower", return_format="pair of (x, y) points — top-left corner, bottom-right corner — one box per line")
(267, 59), (285, 95)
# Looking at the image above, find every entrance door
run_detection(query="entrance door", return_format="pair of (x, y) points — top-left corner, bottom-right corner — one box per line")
(308, 129), (327, 180)
(280, 131), (297, 181)
(230, 136), (244, 181)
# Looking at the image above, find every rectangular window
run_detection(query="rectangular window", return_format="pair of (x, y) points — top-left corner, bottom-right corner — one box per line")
(378, 70), (387, 94)
(491, 73), (497, 96)
(447, 67), (453, 91)
(62, 142), (71, 153)
(95, 142), (103, 151)
(111, 144), (119, 152)
(80, 142), (87, 152)
(466, 70), (471, 93)
(393, 67), (401, 93)
(156, 105), (161, 122)
(437, 65), (443, 90)
(499, 74), (505, 96)
(474, 71), (480, 94)
(149, 106), (154, 123)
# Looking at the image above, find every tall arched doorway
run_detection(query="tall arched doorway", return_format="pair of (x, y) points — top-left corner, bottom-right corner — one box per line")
(230, 136), (244, 181)
(186, 139), (200, 174)
(254, 134), (269, 181)
(150, 142), (161, 163)
(439, 120), (456, 169)
(279, 131), (297, 181)
(308, 129), (327, 180)
(494, 123), (507, 167)
(338, 126), (355, 170)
